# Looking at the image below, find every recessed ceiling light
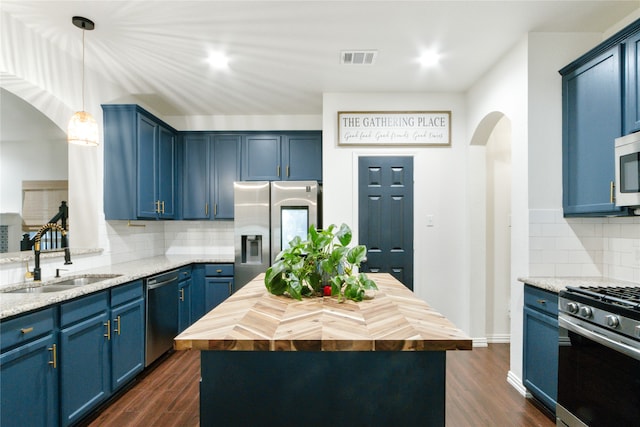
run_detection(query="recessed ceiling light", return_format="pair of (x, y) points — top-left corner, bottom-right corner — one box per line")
(418, 50), (440, 67)
(207, 51), (229, 69)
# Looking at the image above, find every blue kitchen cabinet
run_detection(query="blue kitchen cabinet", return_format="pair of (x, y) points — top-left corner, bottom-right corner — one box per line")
(59, 282), (146, 426)
(241, 131), (322, 181)
(178, 267), (192, 332)
(561, 45), (624, 216)
(213, 135), (241, 219)
(110, 280), (145, 390)
(103, 104), (177, 220)
(625, 29), (640, 133)
(283, 133), (322, 181)
(191, 264), (206, 322)
(522, 285), (558, 414)
(59, 291), (110, 426)
(181, 133), (240, 220)
(0, 308), (58, 427)
(181, 133), (210, 219)
(138, 120), (176, 219)
(560, 20), (640, 217)
(203, 264), (234, 313)
(242, 134), (282, 180)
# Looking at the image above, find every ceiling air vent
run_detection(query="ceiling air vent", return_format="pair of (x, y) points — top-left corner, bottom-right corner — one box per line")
(341, 50), (377, 65)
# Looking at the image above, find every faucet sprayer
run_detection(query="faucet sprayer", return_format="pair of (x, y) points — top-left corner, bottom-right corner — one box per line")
(33, 223), (72, 281)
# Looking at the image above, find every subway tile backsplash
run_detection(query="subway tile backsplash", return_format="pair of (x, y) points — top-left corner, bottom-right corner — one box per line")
(529, 209), (640, 282)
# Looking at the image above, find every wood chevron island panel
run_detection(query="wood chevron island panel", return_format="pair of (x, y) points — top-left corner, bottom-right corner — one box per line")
(174, 273), (472, 352)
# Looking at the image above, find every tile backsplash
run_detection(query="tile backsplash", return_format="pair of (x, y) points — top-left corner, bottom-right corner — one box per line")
(529, 209), (640, 282)
(0, 220), (234, 287)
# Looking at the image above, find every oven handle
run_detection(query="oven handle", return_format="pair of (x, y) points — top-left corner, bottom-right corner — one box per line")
(559, 315), (640, 361)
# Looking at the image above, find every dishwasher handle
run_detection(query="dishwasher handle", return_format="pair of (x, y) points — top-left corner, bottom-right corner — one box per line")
(147, 277), (177, 290)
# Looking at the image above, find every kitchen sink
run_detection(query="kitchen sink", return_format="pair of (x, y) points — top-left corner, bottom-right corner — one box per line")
(4, 274), (122, 294)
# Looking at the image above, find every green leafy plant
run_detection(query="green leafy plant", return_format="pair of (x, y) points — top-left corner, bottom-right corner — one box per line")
(264, 223), (377, 302)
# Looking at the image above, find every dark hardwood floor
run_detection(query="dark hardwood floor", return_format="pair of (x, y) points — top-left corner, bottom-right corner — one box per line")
(84, 344), (554, 427)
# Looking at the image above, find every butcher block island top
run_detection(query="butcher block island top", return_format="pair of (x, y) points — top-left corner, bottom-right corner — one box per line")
(174, 272), (472, 352)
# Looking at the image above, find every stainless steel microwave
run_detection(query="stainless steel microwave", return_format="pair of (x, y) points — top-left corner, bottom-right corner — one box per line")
(615, 132), (640, 211)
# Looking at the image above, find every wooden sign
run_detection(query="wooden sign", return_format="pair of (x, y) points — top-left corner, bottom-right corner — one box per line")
(338, 111), (451, 146)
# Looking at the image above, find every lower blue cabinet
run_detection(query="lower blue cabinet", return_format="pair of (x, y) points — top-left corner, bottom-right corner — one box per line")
(110, 281), (145, 390)
(60, 292), (110, 426)
(204, 277), (234, 312)
(204, 264), (234, 313)
(0, 308), (58, 427)
(0, 266), (230, 426)
(178, 267), (193, 333)
(523, 285), (559, 413)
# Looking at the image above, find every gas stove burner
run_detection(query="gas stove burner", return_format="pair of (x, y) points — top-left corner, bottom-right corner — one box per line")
(566, 285), (640, 311)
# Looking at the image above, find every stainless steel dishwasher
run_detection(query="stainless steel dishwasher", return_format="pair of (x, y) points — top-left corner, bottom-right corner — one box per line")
(144, 270), (179, 366)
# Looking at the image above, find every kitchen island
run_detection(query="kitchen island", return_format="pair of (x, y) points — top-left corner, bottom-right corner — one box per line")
(175, 273), (472, 427)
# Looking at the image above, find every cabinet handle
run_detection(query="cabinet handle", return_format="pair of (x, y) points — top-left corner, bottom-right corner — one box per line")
(205, 203), (209, 216)
(277, 165), (281, 177)
(180, 288), (185, 302)
(216, 269), (222, 273)
(155, 200), (160, 213)
(286, 165), (290, 177)
(48, 344), (57, 369)
(537, 299), (546, 304)
(20, 327), (34, 334)
(161, 200), (166, 214)
(114, 316), (121, 336)
(610, 181), (615, 204)
(214, 204), (217, 216)
(228, 281), (233, 295)
(104, 320), (111, 340)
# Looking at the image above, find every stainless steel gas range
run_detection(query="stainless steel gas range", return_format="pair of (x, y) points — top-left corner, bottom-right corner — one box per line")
(557, 285), (640, 427)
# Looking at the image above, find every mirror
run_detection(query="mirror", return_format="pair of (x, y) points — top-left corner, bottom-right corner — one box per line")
(0, 88), (68, 253)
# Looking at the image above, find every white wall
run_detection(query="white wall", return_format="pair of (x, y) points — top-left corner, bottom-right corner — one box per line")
(466, 36), (529, 386)
(322, 92), (474, 335)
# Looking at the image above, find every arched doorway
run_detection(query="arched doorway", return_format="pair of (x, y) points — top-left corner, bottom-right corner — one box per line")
(469, 112), (512, 344)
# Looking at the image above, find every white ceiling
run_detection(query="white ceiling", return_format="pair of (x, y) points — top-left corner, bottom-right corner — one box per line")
(1, 0), (639, 117)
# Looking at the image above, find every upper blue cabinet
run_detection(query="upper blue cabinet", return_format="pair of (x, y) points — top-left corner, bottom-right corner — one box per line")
(241, 131), (322, 181)
(181, 133), (240, 220)
(103, 105), (322, 221)
(103, 105), (177, 220)
(560, 19), (640, 217)
(625, 30), (640, 134)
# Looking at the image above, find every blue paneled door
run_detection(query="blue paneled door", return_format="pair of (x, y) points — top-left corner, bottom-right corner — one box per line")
(358, 156), (414, 290)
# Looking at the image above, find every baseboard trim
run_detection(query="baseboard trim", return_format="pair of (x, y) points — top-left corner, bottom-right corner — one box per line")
(507, 370), (529, 397)
(472, 338), (488, 347)
(471, 334), (511, 347)
(487, 333), (510, 343)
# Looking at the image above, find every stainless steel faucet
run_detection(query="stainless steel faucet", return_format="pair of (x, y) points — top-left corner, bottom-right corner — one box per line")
(33, 223), (72, 281)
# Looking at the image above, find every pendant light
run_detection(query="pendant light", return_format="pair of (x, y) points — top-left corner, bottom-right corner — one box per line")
(68, 16), (98, 146)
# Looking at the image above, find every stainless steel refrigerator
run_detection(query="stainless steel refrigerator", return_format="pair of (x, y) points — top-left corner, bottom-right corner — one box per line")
(234, 181), (321, 289)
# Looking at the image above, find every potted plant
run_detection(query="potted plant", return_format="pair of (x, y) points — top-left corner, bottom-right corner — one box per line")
(264, 223), (377, 302)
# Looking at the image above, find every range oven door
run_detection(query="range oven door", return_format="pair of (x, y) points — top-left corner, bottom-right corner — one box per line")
(557, 314), (640, 427)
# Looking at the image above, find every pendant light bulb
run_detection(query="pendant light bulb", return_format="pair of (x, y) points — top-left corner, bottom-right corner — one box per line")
(68, 16), (98, 146)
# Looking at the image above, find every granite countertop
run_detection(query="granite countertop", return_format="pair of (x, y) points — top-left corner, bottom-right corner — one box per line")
(518, 276), (640, 293)
(0, 255), (233, 320)
(174, 272), (473, 352)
